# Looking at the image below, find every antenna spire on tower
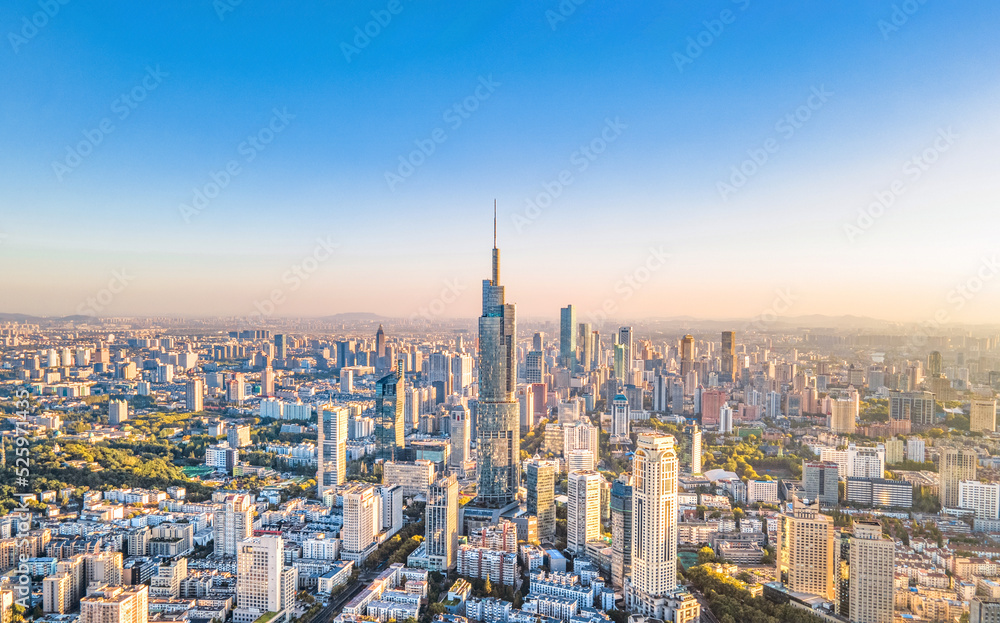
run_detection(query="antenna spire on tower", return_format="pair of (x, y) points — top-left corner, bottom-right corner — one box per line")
(493, 199), (497, 248)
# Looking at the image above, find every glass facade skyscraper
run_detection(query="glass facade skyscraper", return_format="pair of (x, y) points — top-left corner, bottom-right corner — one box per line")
(560, 305), (576, 369)
(476, 223), (520, 506)
(375, 360), (405, 459)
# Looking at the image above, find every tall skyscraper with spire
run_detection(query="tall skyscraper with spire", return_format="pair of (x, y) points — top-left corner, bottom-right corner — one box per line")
(475, 204), (520, 506)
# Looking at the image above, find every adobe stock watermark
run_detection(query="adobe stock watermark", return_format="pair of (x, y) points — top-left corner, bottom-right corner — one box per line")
(743, 288), (797, 332)
(214, 0), (242, 21)
(545, 0), (587, 31)
(8, 0), (71, 54)
(673, 0), (752, 72)
(410, 279), (466, 321)
(179, 107), (295, 223)
(251, 236), (339, 318)
(908, 256), (1000, 349)
(512, 117), (627, 233)
(878, 0), (929, 40)
(341, 0), (408, 62)
(76, 269), (135, 316)
(583, 245), (670, 325)
(716, 85), (833, 201)
(384, 75), (500, 191)
(844, 127), (957, 243)
(51, 65), (168, 182)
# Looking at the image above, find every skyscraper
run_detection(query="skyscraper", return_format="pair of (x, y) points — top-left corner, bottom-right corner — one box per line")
(475, 211), (520, 507)
(274, 334), (287, 361)
(848, 522), (895, 623)
(683, 423), (702, 474)
(720, 331), (737, 383)
(79, 585), (148, 623)
(186, 378), (204, 413)
(318, 405), (348, 498)
(971, 399), (997, 433)
(449, 404), (471, 471)
(803, 461), (840, 506)
(618, 326), (633, 380)
(560, 305), (577, 370)
(424, 475), (459, 570)
(375, 324), (386, 358)
(611, 474), (633, 590)
(234, 536), (296, 623)
(214, 493), (253, 556)
(567, 470), (602, 554)
(776, 497), (836, 601)
(940, 448), (978, 508)
(927, 350), (943, 376)
(375, 359), (405, 458)
(680, 335), (695, 377)
(611, 394), (630, 439)
(526, 458), (557, 542)
(579, 322), (593, 372)
(626, 433), (681, 618)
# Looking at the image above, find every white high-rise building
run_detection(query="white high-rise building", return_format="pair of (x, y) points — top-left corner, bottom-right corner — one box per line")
(341, 484), (379, 563)
(567, 470), (602, 555)
(186, 378), (204, 412)
(566, 449), (595, 472)
(849, 444), (885, 479)
(214, 493), (253, 556)
(626, 433), (695, 621)
(79, 585), (148, 623)
(959, 480), (1000, 520)
(906, 437), (926, 463)
(234, 536), (296, 623)
(563, 419), (599, 463)
(612, 394), (630, 439)
(424, 475), (459, 570)
(719, 405), (733, 433)
(108, 400), (129, 425)
(449, 404), (471, 471)
(849, 522), (895, 623)
(318, 405), (348, 498)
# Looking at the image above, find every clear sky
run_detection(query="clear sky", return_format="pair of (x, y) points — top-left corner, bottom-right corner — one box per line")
(2, 1), (999, 324)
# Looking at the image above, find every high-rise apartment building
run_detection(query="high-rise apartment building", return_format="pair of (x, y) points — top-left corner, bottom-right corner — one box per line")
(888, 391), (935, 425)
(567, 470), (602, 555)
(848, 522), (895, 623)
(227, 424), (251, 448)
(940, 448), (978, 508)
(186, 378), (204, 412)
(959, 480), (1000, 520)
(340, 484), (379, 563)
(234, 536), (296, 623)
(79, 585), (148, 623)
(682, 423), (702, 475)
(318, 405), (348, 498)
(526, 458), (557, 542)
(906, 437), (926, 463)
(776, 497), (836, 601)
(475, 221), (520, 507)
(424, 475), (459, 570)
(108, 400), (128, 425)
(214, 493), (253, 556)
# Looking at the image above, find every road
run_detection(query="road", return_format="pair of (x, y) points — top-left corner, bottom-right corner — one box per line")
(310, 579), (366, 623)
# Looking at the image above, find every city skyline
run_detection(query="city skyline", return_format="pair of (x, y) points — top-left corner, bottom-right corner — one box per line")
(3, 3), (1000, 322)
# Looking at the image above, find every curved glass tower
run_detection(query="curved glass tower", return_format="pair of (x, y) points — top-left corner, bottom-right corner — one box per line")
(476, 211), (520, 506)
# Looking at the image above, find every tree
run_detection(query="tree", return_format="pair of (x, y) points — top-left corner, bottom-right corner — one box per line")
(483, 576), (493, 597)
(697, 546), (717, 565)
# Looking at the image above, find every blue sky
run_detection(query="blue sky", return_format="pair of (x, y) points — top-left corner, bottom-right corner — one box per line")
(2, 1), (999, 323)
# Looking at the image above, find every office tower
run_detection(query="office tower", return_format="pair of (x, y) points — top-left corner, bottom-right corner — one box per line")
(849, 522), (895, 623)
(525, 351), (545, 384)
(652, 372), (669, 412)
(475, 216), (520, 506)
(940, 448), (978, 508)
(227, 373), (245, 402)
(611, 394), (630, 438)
(766, 391), (782, 418)
(719, 405), (733, 433)
(848, 444), (885, 479)
(235, 536), (296, 623)
(618, 327), (633, 377)
(532, 332), (544, 351)
(517, 386), (535, 432)
(375, 323), (386, 357)
(700, 389), (726, 426)
(611, 474), (633, 590)
(260, 367), (275, 398)
(274, 334), (287, 360)
(803, 461), (840, 506)
(906, 437), (925, 463)
(776, 497), (836, 601)
(318, 405), (349, 497)
(626, 434), (682, 619)
(341, 484), (379, 562)
(567, 449), (595, 472)
(971, 399), (998, 433)
(560, 305), (577, 369)
(720, 331), (737, 383)
(567, 470), (602, 555)
(451, 353), (474, 391)
(185, 378), (204, 412)
(108, 399), (128, 425)
(227, 424), (251, 448)
(579, 323), (593, 372)
(214, 493), (253, 556)
(591, 330), (601, 369)
(927, 350), (943, 376)
(680, 335), (695, 376)
(79, 585), (148, 623)
(613, 343), (627, 381)
(972, 599), (1000, 623)
(425, 475), (459, 570)
(375, 360), (405, 459)
(683, 423), (702, 474)
(339, 367), (354, 393)
(383, 460), (436, 496)
(888, 391), (935, 425)
(526, 458), (557, 542)
(449, 404), (471, 471)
